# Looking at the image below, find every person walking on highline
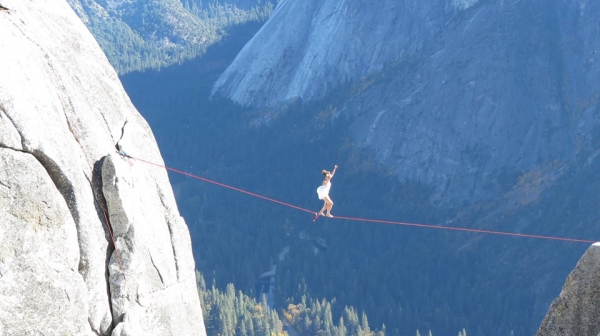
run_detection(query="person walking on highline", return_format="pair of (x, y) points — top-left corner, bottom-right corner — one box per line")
(316, 164), (338, 219)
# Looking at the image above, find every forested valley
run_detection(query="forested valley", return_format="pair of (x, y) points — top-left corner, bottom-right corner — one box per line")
(120, 19), (600, 336)
(74, 0), (276, 73)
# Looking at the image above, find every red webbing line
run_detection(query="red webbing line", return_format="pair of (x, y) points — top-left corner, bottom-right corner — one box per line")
(129, 155), (596, 245)
(333, 215), (597, 244)
(101, 209), (126, 275)
(85, 159), (126, 280)
(129, 156), (315, 215)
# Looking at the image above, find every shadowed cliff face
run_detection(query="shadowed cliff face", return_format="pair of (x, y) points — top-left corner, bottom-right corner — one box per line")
(536, 243), (600, 336)
(0, 0), (205, 335)
(213, 0), (600, 206)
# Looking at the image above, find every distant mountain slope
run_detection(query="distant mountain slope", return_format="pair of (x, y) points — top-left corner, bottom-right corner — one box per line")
(67, 0), (275, 73)
(212, 0), (465, 106)
(213, 0), (600, 206)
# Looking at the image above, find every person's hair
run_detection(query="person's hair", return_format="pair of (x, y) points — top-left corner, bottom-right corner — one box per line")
(322, 170), (329, 176)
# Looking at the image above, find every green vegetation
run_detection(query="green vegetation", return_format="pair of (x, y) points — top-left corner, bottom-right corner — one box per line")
(283, 294), (385, 336)
(121, 23), (598, 336)
(183, 0), (274, 27)
(197, 270), (392, 336)
(197, 271), (287, 335)
(73, 0), (275, 73)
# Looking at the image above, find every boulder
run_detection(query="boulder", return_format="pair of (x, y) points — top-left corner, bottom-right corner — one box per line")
(536, 243), (600, 336)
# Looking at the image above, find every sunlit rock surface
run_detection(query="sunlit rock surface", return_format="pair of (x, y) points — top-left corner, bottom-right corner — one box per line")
(0, 0), (206, 334)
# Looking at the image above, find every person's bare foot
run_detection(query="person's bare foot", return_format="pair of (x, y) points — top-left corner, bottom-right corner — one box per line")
(318, 212), (325, 216)
(326, 213), (333, 218)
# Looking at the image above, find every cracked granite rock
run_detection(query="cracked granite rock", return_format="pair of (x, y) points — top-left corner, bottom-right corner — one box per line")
(536, 243), (600, 336)
(0, 0), (205, 335)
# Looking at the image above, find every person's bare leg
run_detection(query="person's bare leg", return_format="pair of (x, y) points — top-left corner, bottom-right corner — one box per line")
(318, 201), (327, 216)
(325, 197), (334, 217)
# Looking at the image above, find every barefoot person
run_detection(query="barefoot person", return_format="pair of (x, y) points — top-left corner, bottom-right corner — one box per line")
(317, 165), (338, 218)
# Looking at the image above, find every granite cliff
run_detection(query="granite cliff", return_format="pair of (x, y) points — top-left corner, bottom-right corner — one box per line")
(213, 0), (600, 206)
(536, 243), (600, 336)
(0, 0), (206, 335)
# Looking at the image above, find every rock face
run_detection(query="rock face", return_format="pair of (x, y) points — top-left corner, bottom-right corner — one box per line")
(536, 243), (600, 336)
(213, 0), (600, 205)
(212, 0), (475, 106)
(0, 1), (206, 335)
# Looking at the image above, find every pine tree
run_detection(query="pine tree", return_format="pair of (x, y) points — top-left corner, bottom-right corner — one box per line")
(345, 306), (360, 335)
(246, 316), (255, 336)
(323, 302), (335, 336)
(303, 314), (311, 332)
(360, 311), (371, 334)
(196, 271), (284, 336)
(313, 315), (322, 335)
(337, 316), (347, 336)
(237, 316), (248, 336)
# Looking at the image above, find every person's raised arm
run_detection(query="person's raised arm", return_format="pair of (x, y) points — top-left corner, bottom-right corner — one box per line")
(330, 165), (338, 178)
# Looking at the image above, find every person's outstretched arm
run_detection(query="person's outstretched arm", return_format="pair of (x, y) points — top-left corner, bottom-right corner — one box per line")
(330, 165), (338, 178)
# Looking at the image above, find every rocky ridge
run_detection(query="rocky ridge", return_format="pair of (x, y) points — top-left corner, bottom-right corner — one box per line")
(0, 0), (205, 335)
(536, 243), (600, 336)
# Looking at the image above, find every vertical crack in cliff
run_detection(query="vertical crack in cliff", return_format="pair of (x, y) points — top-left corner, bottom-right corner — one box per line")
(89, 322), (102, 336)
(149, 251), (165, 285)
(156, 182), (181, 280)
(42, 48), (120, 333)
(1, 107), (83, 234)
(0, 104), (23, 149)
(1, 107), (110, 332)
(99, 110), (116, 145)
(88, 158), (117, 332)
(7, 133), (103, 333)
(26, 150), (96, 329)
(115, 120), (128, 151)
(30, 150), (82, 243)
(2, 26), (86, 259)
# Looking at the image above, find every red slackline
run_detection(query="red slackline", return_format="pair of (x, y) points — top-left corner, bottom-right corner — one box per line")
(127, 155), (597, 245)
